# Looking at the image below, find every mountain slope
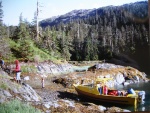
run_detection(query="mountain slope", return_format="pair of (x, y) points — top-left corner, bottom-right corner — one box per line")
(40, 1), (148, 27)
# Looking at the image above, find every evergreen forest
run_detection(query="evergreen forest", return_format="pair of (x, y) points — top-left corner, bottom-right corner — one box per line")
(0, 1), (149, 62)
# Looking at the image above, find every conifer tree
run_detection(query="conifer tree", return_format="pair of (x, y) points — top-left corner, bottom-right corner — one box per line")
(83, 36), (92, 61)
(14, 14), (34, 60)
(0, 1), (11, 58)
(0, 1), (3, 25)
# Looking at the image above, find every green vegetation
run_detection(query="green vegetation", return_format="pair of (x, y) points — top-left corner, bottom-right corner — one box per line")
(0, 1), (148, 62)
(9, 39), (57, 62)
(0, 82), (9, 90)
(21, 65), (37, 73)
(0, 99), (41, 113)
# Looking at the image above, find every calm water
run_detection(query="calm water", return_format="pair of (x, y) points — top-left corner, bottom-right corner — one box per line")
(120, 45), (150, 111)
(115, 81), (150, 112)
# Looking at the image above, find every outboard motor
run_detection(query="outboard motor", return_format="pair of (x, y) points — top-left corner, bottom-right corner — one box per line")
(138, 91), (145, 103)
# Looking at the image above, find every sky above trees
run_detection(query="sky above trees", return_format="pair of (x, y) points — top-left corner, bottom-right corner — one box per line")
(2, 0), (147, 26)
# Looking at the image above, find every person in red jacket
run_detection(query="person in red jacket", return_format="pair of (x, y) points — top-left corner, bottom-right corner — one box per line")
(13, 60), (21, 84)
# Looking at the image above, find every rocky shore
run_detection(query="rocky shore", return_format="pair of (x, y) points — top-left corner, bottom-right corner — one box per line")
(0, 61), (149, 112)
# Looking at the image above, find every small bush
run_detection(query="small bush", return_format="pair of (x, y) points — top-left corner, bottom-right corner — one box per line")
(0, 99), (41, 113)
(0, 83), (9, 90)
(21, 65), (37, 73)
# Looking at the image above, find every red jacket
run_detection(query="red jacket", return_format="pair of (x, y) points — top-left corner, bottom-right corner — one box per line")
(14, 60), (21, 72)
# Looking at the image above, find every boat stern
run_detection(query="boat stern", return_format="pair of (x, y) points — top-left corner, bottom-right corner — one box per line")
(138, 91), (145, 103)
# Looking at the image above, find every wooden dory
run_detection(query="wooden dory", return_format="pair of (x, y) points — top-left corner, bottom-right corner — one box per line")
(74, 83), (145, 106)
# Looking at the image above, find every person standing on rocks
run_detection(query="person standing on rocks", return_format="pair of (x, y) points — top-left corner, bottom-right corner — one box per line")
(0, 59), (5, 70)
(41, 77), (45, 88)
(13, 60), (21, 84)
(36, 63), (45, 88)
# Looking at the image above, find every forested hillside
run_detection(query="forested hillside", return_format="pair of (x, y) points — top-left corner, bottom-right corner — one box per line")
(0, 1), (148, 62)
(40, 1), (148, 61)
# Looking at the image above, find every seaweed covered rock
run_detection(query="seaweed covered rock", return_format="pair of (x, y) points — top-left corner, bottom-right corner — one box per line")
(85, 63), (149, 86)
(53, 77), (74, 88)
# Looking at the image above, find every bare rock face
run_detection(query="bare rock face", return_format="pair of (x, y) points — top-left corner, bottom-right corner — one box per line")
(0, 89), (12, 103)
(18, 84), (42, 101)
(0, 72), (41, 104)
(35, 62), (73, 76)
